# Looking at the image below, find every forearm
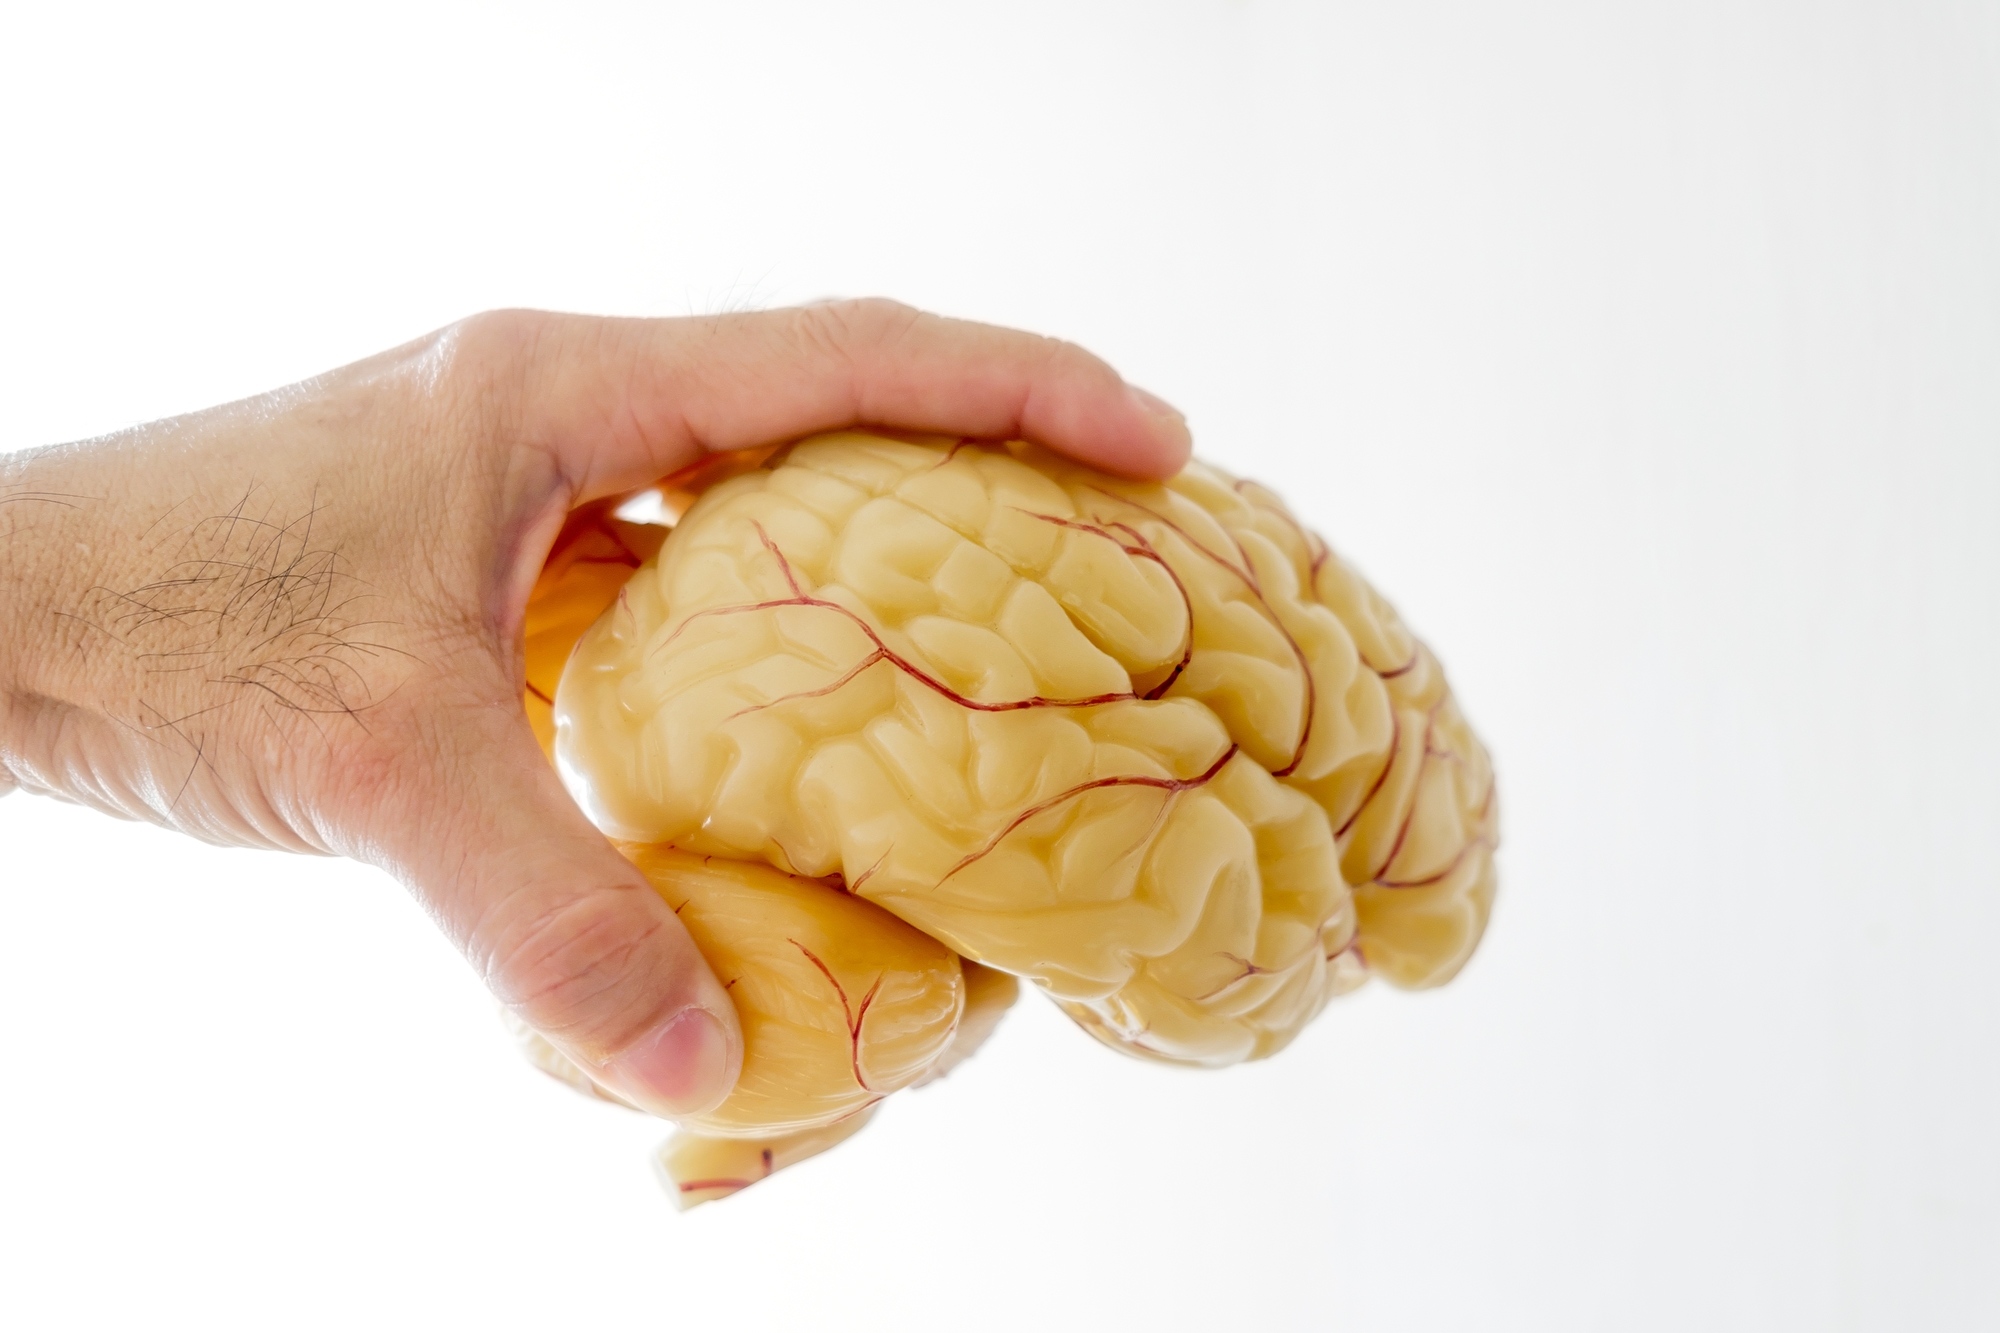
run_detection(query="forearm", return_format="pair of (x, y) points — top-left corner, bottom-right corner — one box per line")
(1, 432), (193, 815)
(0, 407), (401, 842)
(0, 441), (100, 800)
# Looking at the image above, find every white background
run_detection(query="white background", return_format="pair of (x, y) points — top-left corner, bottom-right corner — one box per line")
(2, 2), (1996, 1329)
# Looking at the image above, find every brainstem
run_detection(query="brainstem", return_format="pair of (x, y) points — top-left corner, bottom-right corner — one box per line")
(556, 434), (1498, 1067)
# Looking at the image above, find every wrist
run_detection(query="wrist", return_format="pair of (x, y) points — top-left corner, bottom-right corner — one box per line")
(0, 447), (57, 790)
(0, 439), (126, 794)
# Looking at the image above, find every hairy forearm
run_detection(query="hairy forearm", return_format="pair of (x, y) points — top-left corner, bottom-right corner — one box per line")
(0, 441), (100, 800)
(0, 389), (445, 844)
(1, 430), (227, 818)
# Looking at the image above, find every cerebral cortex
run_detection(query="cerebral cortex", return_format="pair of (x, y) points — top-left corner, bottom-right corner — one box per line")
(520, 432), (1497, 1207)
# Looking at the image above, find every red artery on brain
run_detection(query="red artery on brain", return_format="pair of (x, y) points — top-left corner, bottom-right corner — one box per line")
(788, 938), (884, 1094)
(640, 504), (1478, 903)
(1082, 485), (1320, 776)
(666, 523), (1155, 714)
(528, 435), (1500, 1207)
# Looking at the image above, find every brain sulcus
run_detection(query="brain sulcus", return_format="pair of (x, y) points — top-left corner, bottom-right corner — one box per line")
(519, 432), (1497, 1206)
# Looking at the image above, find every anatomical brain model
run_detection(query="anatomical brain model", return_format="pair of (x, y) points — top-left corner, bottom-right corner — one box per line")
(518, 432), (1497, 1207)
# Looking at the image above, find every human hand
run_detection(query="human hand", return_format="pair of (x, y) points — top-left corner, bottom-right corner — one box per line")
(0, 302), (1190, 1119)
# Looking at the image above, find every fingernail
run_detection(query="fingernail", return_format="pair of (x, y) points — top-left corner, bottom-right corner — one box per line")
(600, 1007), (736, 1119)
(1126, 384), (1192, 454)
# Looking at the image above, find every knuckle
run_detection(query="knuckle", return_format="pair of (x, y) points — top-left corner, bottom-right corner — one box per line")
(845, 295), (920, 331)
(451, 308), (549, 362)
(799, 297), (921, 353)
(1035, 332), (1104, 379)
(432, 309), (553, 407)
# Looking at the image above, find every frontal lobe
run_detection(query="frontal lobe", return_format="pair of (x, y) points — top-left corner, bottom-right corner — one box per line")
(556, 433), (1496, 1067)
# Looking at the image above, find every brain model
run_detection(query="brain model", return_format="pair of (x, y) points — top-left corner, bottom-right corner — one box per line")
(518, 432), (1496, 1206)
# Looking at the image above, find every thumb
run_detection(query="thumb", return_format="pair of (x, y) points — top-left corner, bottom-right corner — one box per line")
(352, 694), (742, 1120)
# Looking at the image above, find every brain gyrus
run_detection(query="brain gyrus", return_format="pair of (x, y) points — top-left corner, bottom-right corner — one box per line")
(523, 432), (1497, 1205)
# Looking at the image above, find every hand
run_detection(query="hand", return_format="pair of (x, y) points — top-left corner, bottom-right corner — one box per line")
(0, 301), (1190, 1118)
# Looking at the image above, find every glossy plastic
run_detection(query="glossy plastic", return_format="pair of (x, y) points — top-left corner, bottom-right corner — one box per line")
(519, 432), (1497, 1203)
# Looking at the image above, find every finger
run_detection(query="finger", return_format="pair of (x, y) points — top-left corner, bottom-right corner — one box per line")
(350, 696), (742, 1120)
(472, 300), (1192, 500)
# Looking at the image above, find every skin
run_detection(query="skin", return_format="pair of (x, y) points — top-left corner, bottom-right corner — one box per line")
(0, 301), (1190, 1120)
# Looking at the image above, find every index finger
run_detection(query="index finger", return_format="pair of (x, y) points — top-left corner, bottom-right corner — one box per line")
(477, 299), (1193, 502)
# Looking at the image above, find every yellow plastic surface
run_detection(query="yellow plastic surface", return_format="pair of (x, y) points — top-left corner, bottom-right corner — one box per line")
(519, 433), (1496, 1203)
